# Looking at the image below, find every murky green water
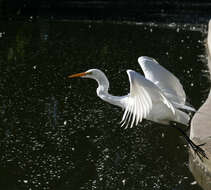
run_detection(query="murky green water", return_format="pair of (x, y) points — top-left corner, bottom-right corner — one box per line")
(0, 20), (209, 190)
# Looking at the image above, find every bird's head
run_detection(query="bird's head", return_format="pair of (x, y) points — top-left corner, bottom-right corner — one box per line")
(68, 69), (104, 80)
(68, 69), (109, 91)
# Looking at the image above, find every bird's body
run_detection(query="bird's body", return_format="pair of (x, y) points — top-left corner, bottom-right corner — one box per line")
(95, 69), (187, 127)
(69, 56), (207, 160)
(70, 56), (194, 128)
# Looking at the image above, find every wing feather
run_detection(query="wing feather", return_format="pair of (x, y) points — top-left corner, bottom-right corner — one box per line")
(121, 69), (175, 128)
(138, 56), (186, 105)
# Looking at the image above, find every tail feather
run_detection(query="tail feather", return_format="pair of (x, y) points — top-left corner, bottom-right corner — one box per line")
(174, 109), (190, 126)
(172, 102), (196, 112)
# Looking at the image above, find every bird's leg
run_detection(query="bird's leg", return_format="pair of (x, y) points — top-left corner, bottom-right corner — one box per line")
(170, 123), (208, 160)
(184, 125), (190, 133)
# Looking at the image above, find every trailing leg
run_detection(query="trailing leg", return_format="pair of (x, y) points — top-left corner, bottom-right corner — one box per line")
(170, 124), (208, 160)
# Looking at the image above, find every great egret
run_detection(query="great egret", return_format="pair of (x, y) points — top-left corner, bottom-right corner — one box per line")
(69, 56), (207, 159)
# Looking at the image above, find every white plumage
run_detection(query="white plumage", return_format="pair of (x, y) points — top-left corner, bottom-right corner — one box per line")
(69, 56), (208, 159)
(120, 69), (175, 128)
(69, 56), (195, 128)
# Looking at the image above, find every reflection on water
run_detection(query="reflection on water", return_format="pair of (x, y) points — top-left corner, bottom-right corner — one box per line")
(0, 20), (209, 189)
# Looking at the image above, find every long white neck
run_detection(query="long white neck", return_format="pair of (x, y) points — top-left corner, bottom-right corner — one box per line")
(93, 71), (125, 108)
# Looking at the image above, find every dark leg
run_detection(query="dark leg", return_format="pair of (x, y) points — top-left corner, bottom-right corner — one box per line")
(170, 124), (208, 160)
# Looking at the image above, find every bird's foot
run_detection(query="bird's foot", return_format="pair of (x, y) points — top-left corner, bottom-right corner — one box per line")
(190, 142), (208, 161)
(198, 143), (206, 147)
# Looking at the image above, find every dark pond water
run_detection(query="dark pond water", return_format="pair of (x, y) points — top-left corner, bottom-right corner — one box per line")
(0, 20), (209, 190)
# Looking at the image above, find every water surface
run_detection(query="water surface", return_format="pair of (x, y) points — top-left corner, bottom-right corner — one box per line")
(0, 20), (209, 190)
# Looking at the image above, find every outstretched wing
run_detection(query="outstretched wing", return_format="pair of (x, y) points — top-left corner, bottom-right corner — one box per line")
(120, 70), (175, 128)
(138, 56), (186, 105)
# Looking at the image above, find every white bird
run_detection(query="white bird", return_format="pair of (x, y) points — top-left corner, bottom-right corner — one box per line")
(69, 56), (207, 159)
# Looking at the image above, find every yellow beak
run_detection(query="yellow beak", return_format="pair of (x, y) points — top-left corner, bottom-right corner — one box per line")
(68, 72), (87, 78)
